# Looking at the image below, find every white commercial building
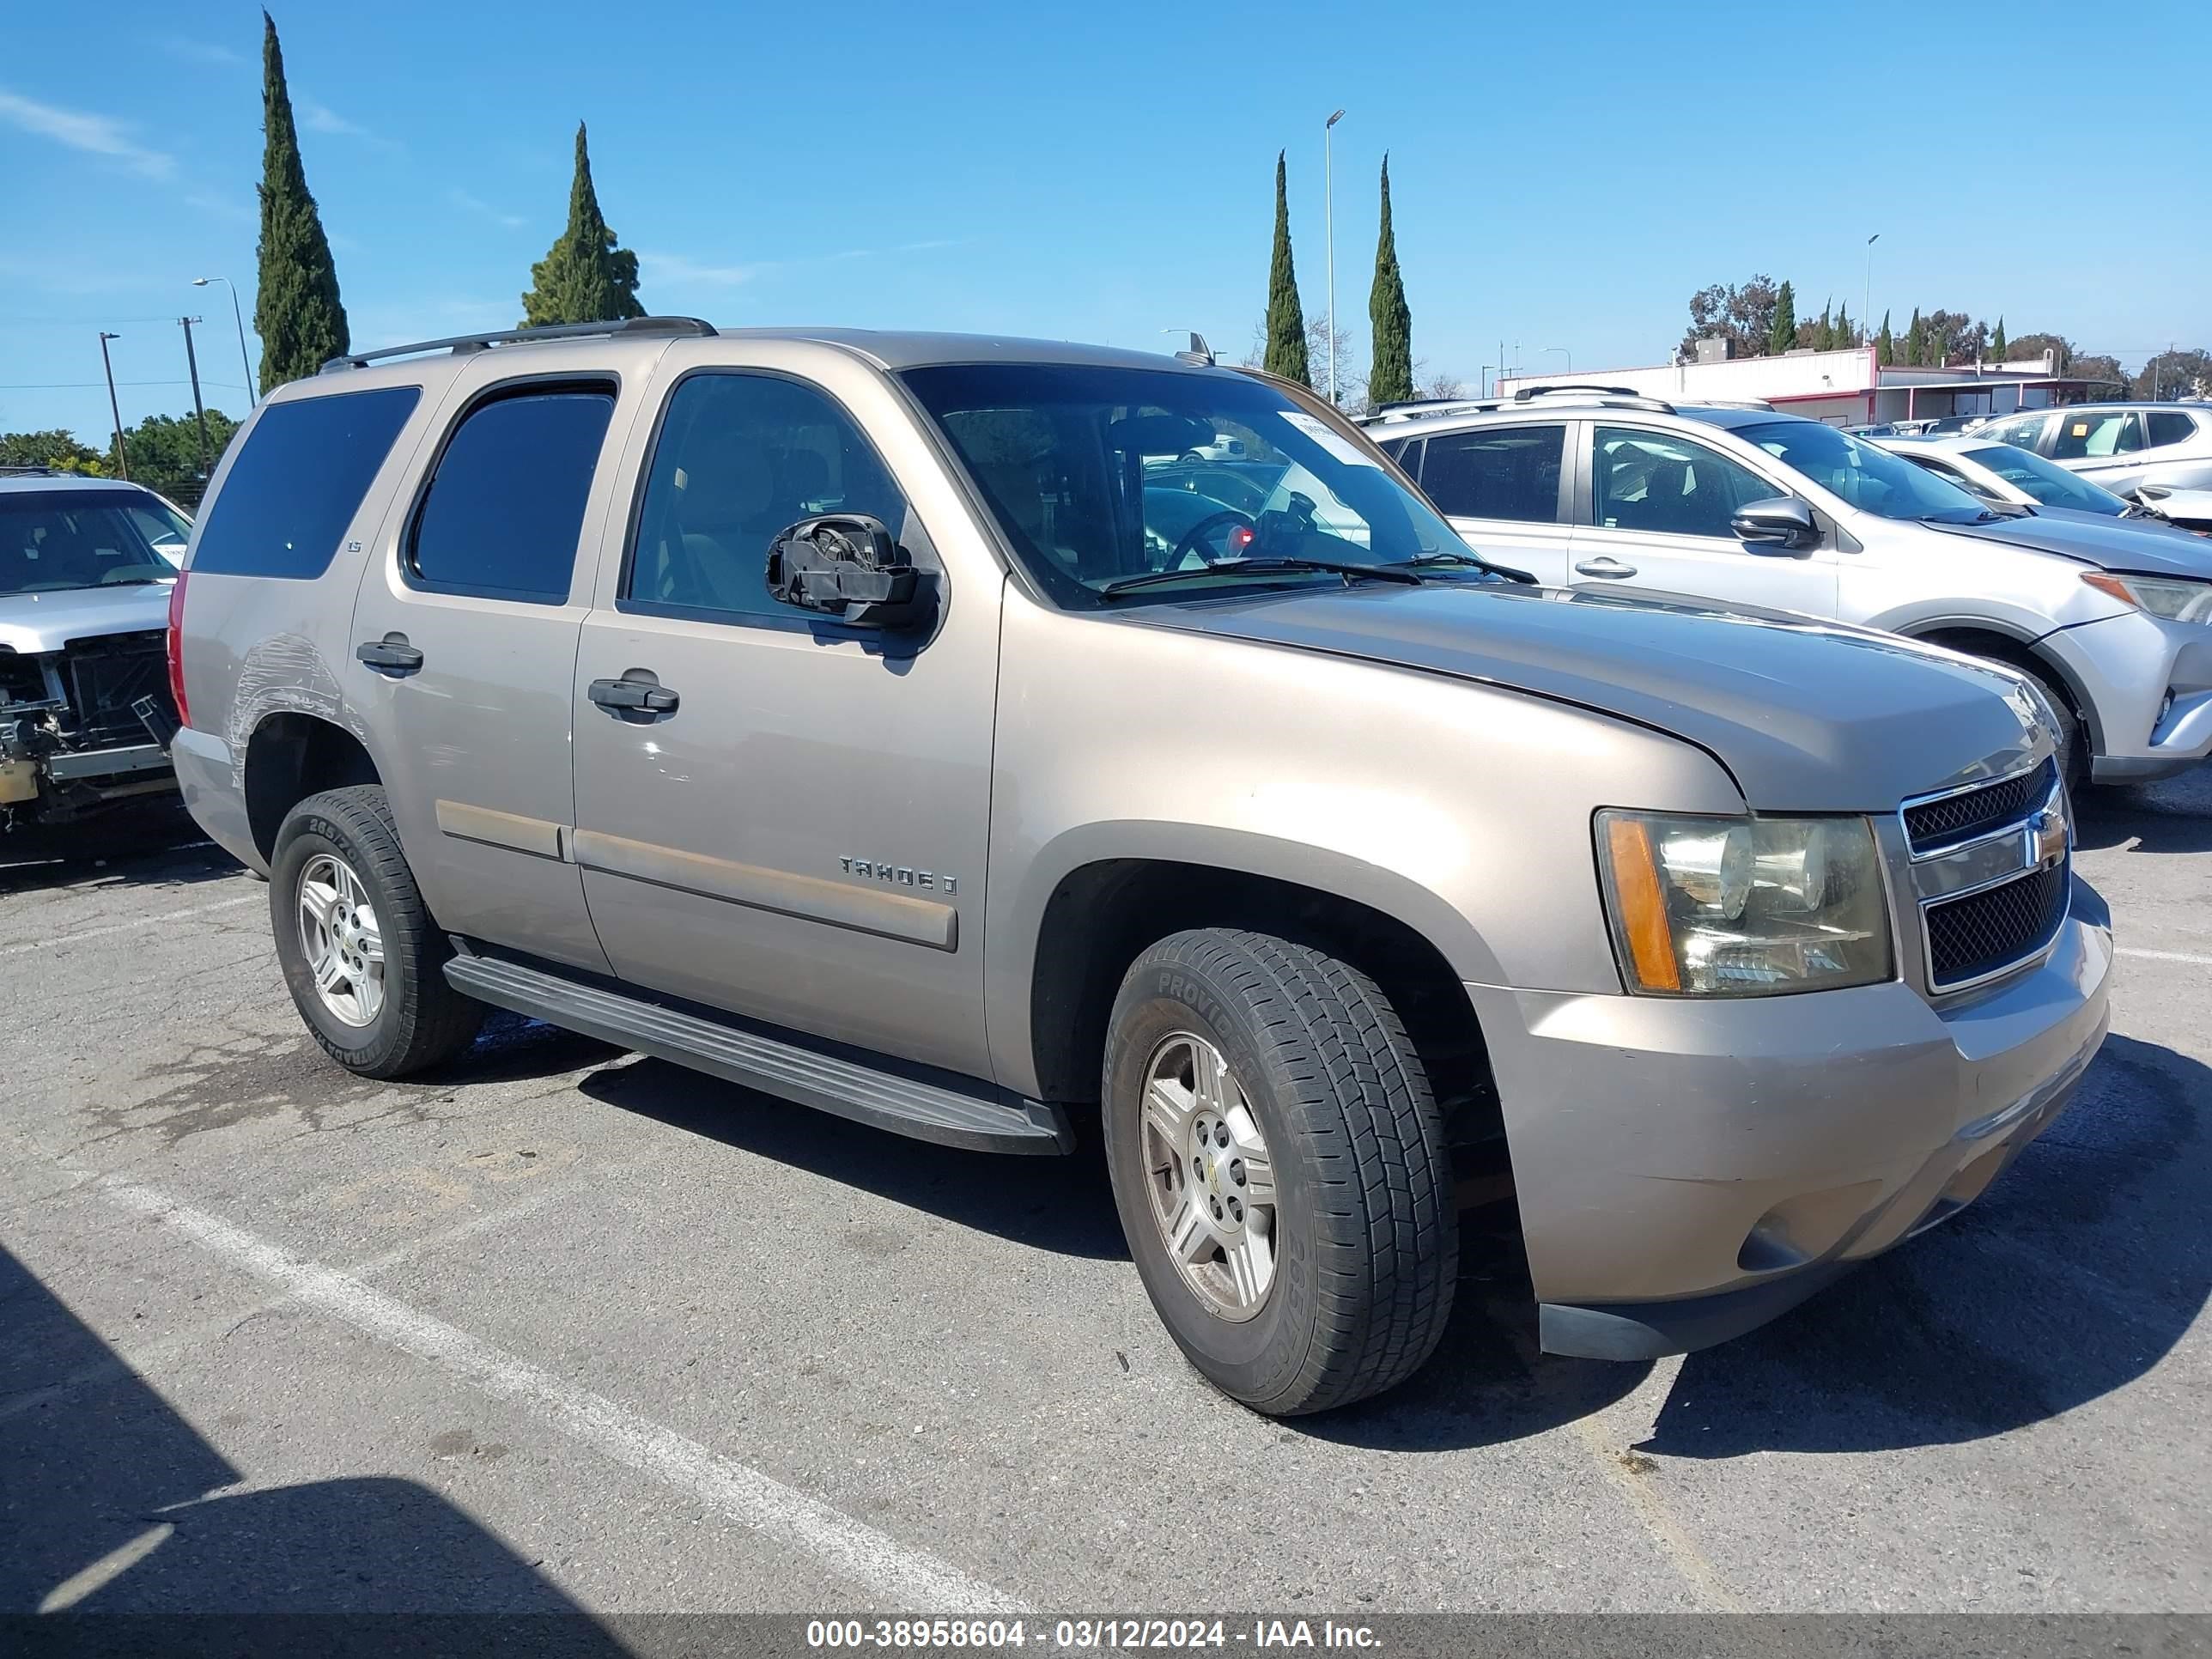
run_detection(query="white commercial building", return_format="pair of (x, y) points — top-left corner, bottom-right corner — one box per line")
(1498, 347), (2121, 428)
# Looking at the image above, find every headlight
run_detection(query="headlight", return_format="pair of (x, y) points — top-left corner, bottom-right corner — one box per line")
(1595, 811), (1893, 996)
(2081, 571), (2212, 624)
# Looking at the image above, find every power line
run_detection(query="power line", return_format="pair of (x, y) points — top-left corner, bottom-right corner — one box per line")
(0, 380), (251, 392)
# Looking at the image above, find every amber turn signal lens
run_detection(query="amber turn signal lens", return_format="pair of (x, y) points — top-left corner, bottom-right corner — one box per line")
(1604, 816), (1682, 993)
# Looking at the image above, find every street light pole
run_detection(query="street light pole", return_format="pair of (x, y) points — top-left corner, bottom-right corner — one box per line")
(193, 276), (255, 405)
(1864, 232), (1879, 356)
(97, 332), (129, 479)
(1543, 346), (1571, 374)
(1324, 107), (1345, 406)
(179, 316), (211, 481)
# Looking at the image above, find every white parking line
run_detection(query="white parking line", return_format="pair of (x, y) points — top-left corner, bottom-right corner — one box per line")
(0, 891), (261, 958)
(2116, 946), (2212, 968)
(100, 1176), (1024, 1613)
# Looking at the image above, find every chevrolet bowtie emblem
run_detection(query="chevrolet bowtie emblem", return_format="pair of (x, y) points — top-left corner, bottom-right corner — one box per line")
(2030, 799), (2069, 868)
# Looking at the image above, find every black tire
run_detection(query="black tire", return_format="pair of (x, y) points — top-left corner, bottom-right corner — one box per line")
(270, 785), (483, 1079)
(2007, 661), (2089, 794)
(1101, 928), (1455, 1415)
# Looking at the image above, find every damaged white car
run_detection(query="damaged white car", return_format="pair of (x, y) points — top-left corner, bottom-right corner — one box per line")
(0, 471), (185, 829)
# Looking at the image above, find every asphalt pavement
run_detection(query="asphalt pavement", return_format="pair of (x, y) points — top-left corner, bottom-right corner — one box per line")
(2, 774), (2207, 1619)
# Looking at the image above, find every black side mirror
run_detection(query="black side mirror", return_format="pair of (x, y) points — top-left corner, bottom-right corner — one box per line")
(1731, 496), (1821, 553)
(765, 514), (925, 629)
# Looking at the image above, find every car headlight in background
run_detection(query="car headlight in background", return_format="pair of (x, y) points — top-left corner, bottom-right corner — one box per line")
(1596, 811), (1893, 996)
(2081, 571), (2212, 624)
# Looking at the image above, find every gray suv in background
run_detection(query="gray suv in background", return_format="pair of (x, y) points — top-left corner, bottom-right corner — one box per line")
(1365, 390), (2212, 786)
(1980, 402), (2212, 495)
(171, 319), (2109, 1413)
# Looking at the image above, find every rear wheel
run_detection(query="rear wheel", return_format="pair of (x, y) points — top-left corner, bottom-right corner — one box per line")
(270, 785), (483, 1079)
(1102, 928), (1456, 1415)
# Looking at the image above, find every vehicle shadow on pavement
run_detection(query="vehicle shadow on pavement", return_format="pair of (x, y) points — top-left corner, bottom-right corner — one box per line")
(2074, 770), (2212, 854)
(1641, 1033), (2210, 1457)
(578, 1056), (1129, 1260)
(0, 803), (240, 897)
(0, 1242), (623, 1639)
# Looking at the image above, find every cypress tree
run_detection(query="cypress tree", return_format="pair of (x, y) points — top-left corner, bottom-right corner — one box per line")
(1814, 301), (1833, 351)
(1833, 301), (1850, 348)
(252, 10), (349, 392)
(1876, 309), (1893, 366)
(1990, 316), (2008, 359)
(1263, 151), (1310, 386)
(521, 122), (645, 327)
(1365, 155), (1413, 410)
(1767, 282), (1796, 356)
(1905, 307), (1924, 366)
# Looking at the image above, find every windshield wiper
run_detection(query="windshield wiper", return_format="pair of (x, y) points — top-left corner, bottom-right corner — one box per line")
(1098, 556), (1425, 599)
(1389, 549), (1538, 584)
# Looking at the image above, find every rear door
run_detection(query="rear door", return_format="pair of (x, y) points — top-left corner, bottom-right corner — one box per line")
(1568, 423), (1839, 619)
(2049, 410), (2148, 490)
(1401, 421), (1574, 584)
(347, 369), (630, 973)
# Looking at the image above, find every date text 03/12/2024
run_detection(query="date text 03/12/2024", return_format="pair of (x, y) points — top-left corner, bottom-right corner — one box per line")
(805, 1620), (1382, 1650)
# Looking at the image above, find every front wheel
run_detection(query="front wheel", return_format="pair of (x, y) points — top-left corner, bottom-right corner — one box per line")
(270, 785), (483, 1079)
(1102, 929), (1456, 1415)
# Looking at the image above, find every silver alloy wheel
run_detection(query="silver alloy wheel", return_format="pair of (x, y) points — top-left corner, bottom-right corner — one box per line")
(296, 852), (386, 1029)
(1139, 1031), (1279, 1321)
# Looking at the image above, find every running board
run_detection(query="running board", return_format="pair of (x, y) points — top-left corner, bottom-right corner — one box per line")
(443, 953), (1074, 1156)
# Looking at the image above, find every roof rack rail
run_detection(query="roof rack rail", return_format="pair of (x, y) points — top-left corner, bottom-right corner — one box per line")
(1359, 398), (1504, 425)
(321, 315), (718, 374)
(1510, 383), (1677, 413)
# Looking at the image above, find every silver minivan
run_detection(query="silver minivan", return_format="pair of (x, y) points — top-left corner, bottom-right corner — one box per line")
(1367, 391), (2212, 786)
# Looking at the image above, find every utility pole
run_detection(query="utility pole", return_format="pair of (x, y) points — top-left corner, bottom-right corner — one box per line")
(179, 316), (211, 481)
(1864, 233), (1879, 360)
(1324, 108), (1345, 406)
(97, 332), (129, 479)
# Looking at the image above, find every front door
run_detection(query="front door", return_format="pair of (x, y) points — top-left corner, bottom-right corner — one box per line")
(1402, 421), (1575, 584)
(568, 363), (1000, 1078)
(2050, 410), (2148, 492)
(1568, 423), (1838, 620)
(347, 370), (627, 973)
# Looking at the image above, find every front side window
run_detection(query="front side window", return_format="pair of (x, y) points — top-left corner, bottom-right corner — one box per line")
(2050, 410), (2142, 460)
(1982, 411), (2051, 451)
(408, 386), (614, 604)
(626, 373), (908, 620)
(1591, 427), (1778, 539)
(1419, 424), (1565, 524)
(900, 363), (1467, 606)
(0, 490), (177, 596)
(2144, 410), (2201, 449)
(1967, 443), (2127, 514)
(1735, 419), (1990, 523)
(193, 385), (421, 579)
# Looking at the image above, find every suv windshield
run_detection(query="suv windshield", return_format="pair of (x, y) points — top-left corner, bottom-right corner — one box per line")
(901, 363), (1468, 605)
(1737, 421), (1995, 524)
(1965, 443), (2128, 514)
(0, 489), (179, 596)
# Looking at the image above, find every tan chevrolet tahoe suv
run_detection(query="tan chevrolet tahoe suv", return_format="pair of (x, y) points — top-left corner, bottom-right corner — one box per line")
(169, 318), (2112, 1414)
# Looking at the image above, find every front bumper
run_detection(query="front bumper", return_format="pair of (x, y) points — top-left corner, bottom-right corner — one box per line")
(2044, 610), (2212, 782)
(1467, 878), (2112, 1360)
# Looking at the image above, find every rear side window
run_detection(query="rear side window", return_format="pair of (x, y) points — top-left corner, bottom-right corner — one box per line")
(408, 386), (615, 604)
(1418, 425), (1565, 523)
(191, 386), (421, 578)
(2144, 410), (2200, 448)
(2051, 411), (2142, 460)
(1982, 412), (2049, 451)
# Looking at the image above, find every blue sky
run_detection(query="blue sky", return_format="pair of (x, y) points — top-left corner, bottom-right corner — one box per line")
(3, 0), (2206, 442)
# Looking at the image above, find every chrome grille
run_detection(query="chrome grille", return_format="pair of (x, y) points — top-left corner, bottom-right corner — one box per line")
(1903, 757), (2057, 854)
(1924, 863), (2069, 988)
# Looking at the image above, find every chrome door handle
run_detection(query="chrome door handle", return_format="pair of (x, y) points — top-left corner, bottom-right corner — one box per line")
(1574, 557), (1638, 579)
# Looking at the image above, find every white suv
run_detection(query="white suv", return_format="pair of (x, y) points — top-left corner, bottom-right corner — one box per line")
(1364, 391), (2212, 785)
(1978, 402), (2212, 495)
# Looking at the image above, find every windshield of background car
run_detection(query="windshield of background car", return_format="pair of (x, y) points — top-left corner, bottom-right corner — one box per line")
(1965, 443), (2128, 514)
(1738, 420), (1992, 523)
(901, 363), (1467, 606)
(0, 491), (178, 596)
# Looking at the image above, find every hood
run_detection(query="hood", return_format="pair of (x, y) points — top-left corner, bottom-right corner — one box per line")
(2136, 486), (2212, 533)
(0, 580), (176, 655)
(1938, 507), (2212, 576)
(1138, 581), (2049, 812)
